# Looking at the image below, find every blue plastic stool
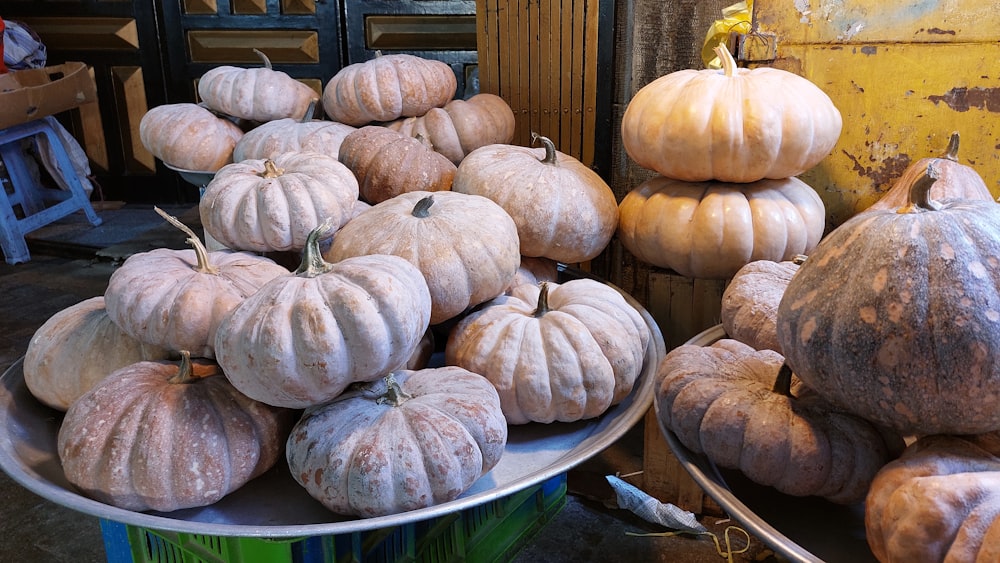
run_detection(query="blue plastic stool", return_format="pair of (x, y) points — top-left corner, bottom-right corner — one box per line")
(0, 116), (102, 264)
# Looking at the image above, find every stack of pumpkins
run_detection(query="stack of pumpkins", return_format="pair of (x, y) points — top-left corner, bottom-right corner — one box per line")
(26, 50), (656, 520)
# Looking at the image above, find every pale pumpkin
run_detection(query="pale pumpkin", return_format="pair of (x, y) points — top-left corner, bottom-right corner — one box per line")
(446, 279), (651, 424)
(777, 165), (1000, 435)
(57, 352), (296, 512)
(199, 151), (360, 253)
(720, 257), (804, 353)
(139, 103), (244, 172)
(617, 175), (825, 279)
(506, 256), (559, 293)
(866, 131), (994, 213)
(452, 134), (619, 263)
(198, 48), (318, 123)
(104, 208), (289, 359)
(621, 45), (842, 182)
(322, 52), (456, 126)
(324, 191), (520, 325)
(656, 338), (904, 504)
(232, 103), (356, 162)
(866, 432), (1000, 563)
(215, 222), (433, 409)
(338, 125), (456, 204)
(24, 296), (171, 411)
(386, 93), (516, 164)
(286, 367), (507, 518)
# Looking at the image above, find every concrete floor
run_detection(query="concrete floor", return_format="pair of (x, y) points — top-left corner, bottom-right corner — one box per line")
(0, 205), (787, 562)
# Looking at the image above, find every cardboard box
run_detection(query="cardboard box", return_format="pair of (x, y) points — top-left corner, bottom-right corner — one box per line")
(0, 62), (97, 130)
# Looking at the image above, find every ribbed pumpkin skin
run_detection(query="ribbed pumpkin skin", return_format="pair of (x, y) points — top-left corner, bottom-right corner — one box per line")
(139, 103), (243, 172)
(57, 360), (295, 512)
(617, 176), (825, 279)
(198, 64), (317, 123)
(215, 254), (432, 409)
(286, 367), (507, 518)
(445, 279), (651, 424)
(199, 152), (360, 253)
(232, 118), (356, 162)
(720, 259), (802, 352)
(321, 53), (457, 126)
(386, 93), (516, 164)
(104, 249), (288, 359)
(24, 296), (171, 411)
(656, 339), (904, 504)
(776, 195), (1000, 435)
(866, 433), (1000, 563)
(338, 126), (456, 204)
(325, 191), (520, 325)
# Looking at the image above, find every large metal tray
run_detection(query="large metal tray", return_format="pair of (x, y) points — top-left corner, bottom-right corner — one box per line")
(0, 274), (664, 538)
(655, 324), (876, 563)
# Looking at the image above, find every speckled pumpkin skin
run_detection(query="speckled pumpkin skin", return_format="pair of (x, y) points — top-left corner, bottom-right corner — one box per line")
(286, 367), (507, 518)
(57, 360), (296, 512)
(720, 259), (801, 352)
(777, 196), (1000, 436)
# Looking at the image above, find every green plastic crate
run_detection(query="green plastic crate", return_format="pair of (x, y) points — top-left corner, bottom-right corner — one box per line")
(101, 473), (566, 563)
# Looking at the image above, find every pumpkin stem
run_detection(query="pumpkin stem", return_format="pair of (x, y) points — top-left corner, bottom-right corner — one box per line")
(713, 44), (738, 77)
(534, 282), (551, 317)
(530, 132), (558, 165)
(167, 351), (221, 384)
(252, 48), (273, 70)
(301, 99), (318, 122)
(792, 254), (808, 265)
(772, 363), (794, 397)
(260, 159), (285, 179)
(376, 373), (413, 406)
(294, 217), (338, 277)
(942, 131), (961, 162)
(154, 206), (218, 275)
(412, 195), (435, 218)
(898, 163), (942, 214)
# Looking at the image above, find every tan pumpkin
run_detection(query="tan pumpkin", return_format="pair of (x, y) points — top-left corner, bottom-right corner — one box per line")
(720, 257), (804, 353)
(621, 45), (842, 182)
(385, 93), (516, 164)
(866, 432), (1000, 563)
(338, 125), (457, 204)
(452, 134), (619, 263)
(446, 279), (651, 424)
(617, 175), (825, 279)
(24, 296), (171, 411)
(198, 48), (318, 122)
(287, 368), (507, 517)
(104, 208), (289, 359)
(199, 151), (360, 253)
(866, 131), (994, 213)
(507, 256), (559, 293)
(232, 102), (356, 162)
(325, 191), (520, 325)
(139, 103), (244, 172)
(215, 222), (433, 409)
(322, 52), (456, 126)
(656, 338), (904, 504)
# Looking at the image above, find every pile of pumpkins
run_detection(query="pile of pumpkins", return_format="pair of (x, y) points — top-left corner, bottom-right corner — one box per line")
(24, 50), (654, 519)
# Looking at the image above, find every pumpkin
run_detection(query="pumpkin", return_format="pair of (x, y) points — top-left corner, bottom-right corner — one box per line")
(198, 48), (318, 123)
(776, 165), (1000, 436)
(720, 257), (804, 352)
(385, 93), (516, 164)
(139, 103), (244, 172)
(231, 101), (356, 162)
(23, 296), (171, 411)
(104, 208), (289, 359)
(656, 338), (905, 504)
(321, 52), (457, 126)
(286, 367), (507, 518)
(57, 352), (296, 512)
(617, 175), (825, 279)
(866, 432), (1000, 563)
(199, 151), (360, 253)
(621, 45), (842, 182)
(214, 222), (433, 409)
(446, 279), (650, 424)
(324, 191), (520, 325)
(452, 133), (619, 263)
(866, 131), (994, 213)
(507, 256), (559, 292)
(338, 125), (457, 204)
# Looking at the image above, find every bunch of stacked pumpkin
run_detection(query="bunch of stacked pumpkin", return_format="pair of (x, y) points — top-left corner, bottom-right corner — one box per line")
(23, 50), (655, 519)
(639, 49), (1000, 561)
